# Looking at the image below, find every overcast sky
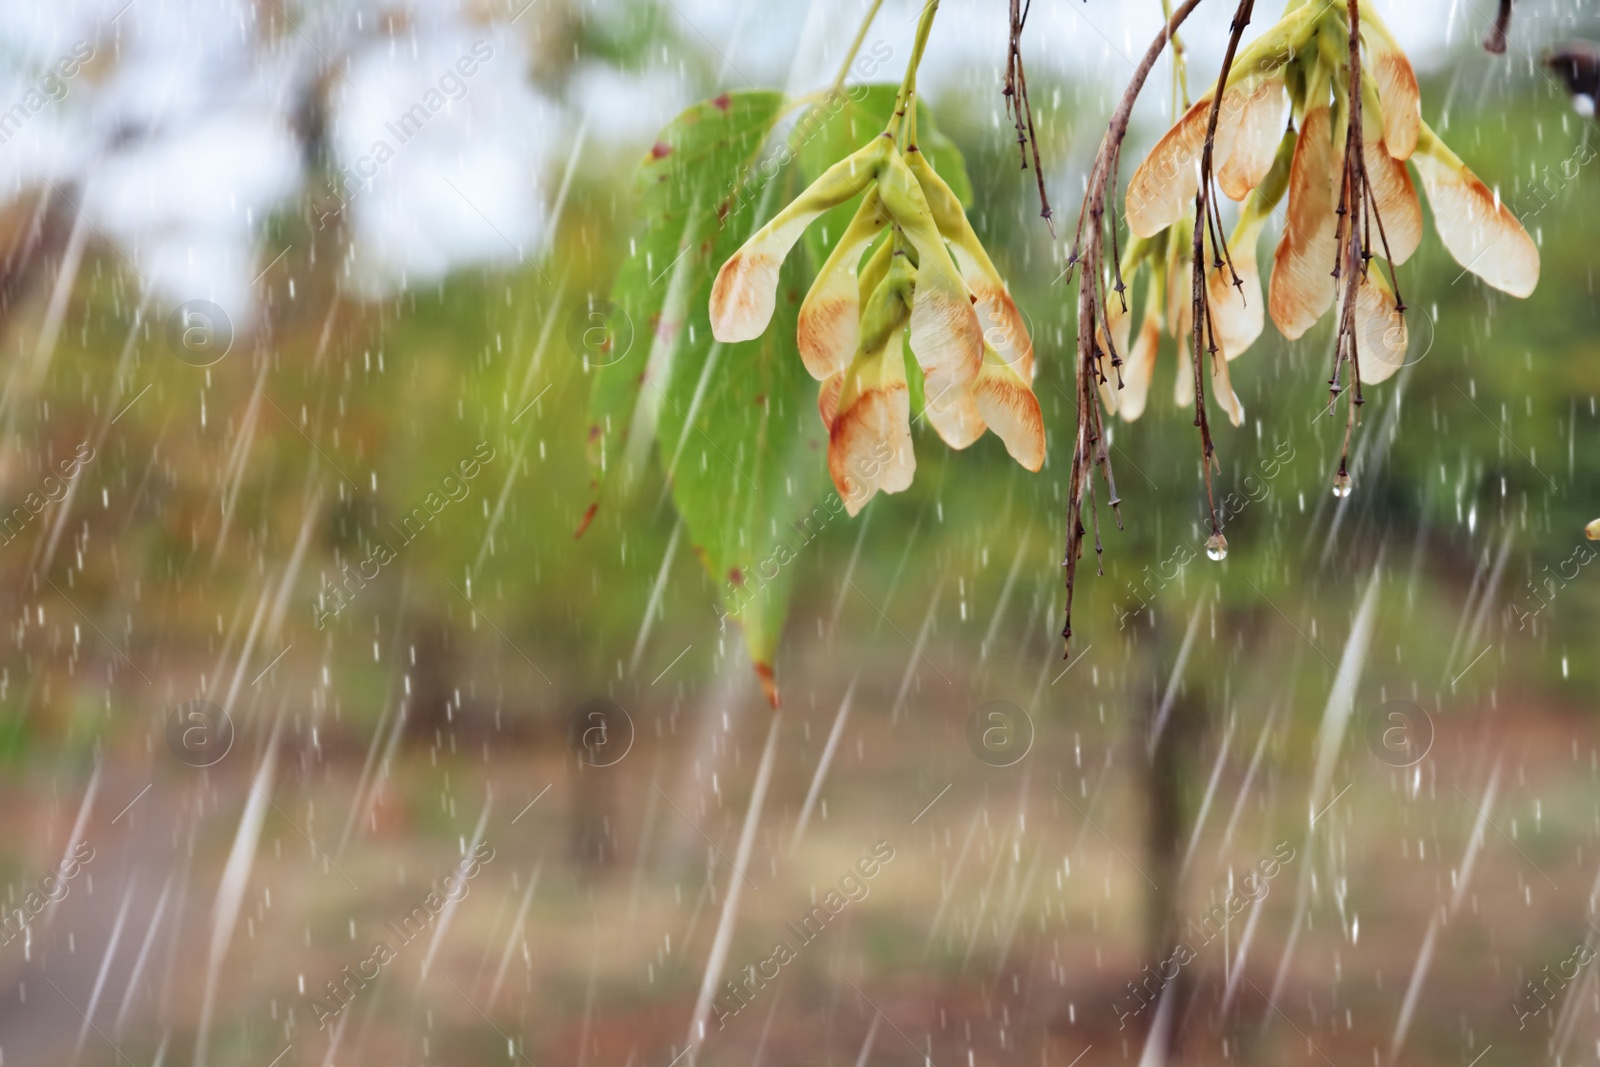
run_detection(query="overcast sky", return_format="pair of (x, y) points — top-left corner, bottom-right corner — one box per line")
(0, 0), (1589, 320)
(682, 0), (1598, 130)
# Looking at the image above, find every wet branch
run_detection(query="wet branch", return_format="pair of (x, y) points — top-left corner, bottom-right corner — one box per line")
(1327, 0), (1396, 486)
(1059, 0), (1205, 654)
(1188, 0), (1256, 543)
(1005, 0), (1053, 229)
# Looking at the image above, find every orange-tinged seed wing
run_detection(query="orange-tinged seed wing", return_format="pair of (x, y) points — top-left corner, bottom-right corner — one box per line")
(710, 139), (886, 343)
(1349, 268), (1409, 385)
(829, 326), (915, 515)
(907, 150), (1034, 378)
(1361, 74), (1422, 264)
(1177, 346), (1245, 427)
(1268, 98), (1339, 339)
(817, 371), (844, 431)
(877, 151), (983, 404)
(1105, 279), (1162, 424)
(1218, 77), (1286, 202)
(1207, 218), (1267, 361)
(1363, 15), (1421, 160)
(924, 385), (987, 450)
(797, 190), (889, 380)
(1126, 92), (1244, 239)
(973, 354), (1046, 471)
(1412, 125), (1539, 298)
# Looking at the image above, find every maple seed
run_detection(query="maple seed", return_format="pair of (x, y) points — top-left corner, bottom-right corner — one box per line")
(711, 97), (1044, 516)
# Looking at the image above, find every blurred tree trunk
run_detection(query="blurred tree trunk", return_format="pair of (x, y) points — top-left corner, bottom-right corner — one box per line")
(406, 617), (454, 742)
(567, 758), (620, 873)
(565, 699), (623, 875)
(1137, 618), (1208, 1061)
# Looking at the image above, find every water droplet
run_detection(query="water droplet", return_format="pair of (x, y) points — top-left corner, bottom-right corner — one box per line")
(1205, 533), (1228, 562)
(1332, 472), (1353, 498)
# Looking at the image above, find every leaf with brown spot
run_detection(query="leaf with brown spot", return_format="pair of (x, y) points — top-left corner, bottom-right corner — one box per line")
(588, 90), (827, 679)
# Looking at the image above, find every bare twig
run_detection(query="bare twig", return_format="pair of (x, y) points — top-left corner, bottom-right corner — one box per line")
(1005, 0), (1054, 229)
(1327, 0), (1391, 484)
(1060, 0), (1205, 654)
(1188, 0), (1256, 540)
(1061, 0), (1415, 650)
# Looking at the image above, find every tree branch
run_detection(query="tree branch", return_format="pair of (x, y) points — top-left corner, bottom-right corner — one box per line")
(1060, 0), (1205, 653)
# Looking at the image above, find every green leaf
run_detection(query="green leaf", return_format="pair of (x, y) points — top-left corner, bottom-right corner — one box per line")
(586, 90), (786, 509)
(587, 89), (834, 701)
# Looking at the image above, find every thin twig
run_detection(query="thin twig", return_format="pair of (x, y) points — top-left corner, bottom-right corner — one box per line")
(1333, 0), (1372, 478)
(1060, 0), (1205, 654)
(1005, 0), (1053, 228)
(1187, 0), (1255, 537)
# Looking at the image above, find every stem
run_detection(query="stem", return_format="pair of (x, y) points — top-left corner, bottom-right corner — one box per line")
(1161, 0), (1190, 112)
(891, 0), (940, 145)
(831, 0), (887, 95)
(905, 80), (920, 148)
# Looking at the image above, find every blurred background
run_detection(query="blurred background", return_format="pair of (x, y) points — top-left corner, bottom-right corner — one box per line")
(0, 0), (1597, 1063)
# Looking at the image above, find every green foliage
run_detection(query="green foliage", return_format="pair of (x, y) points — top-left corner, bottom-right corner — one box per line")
(587, 89), (815, 692)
